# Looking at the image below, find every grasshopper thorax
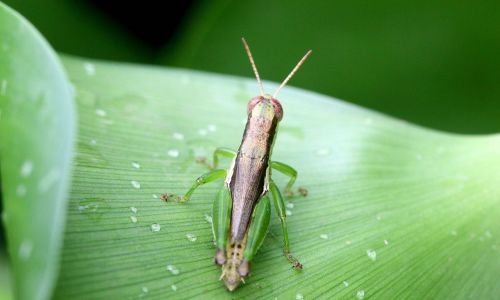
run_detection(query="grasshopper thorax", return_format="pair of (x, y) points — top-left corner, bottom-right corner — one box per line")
(247, 95), (283, 121)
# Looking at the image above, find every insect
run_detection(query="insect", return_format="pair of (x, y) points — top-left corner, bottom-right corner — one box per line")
(173, 38), (311, 291)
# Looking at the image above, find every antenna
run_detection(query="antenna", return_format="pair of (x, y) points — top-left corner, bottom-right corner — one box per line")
(241, 37), (265, 96)
(273, 50), (312, 98)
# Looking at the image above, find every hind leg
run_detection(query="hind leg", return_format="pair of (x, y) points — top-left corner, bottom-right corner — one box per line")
(269, 180), (302, 269)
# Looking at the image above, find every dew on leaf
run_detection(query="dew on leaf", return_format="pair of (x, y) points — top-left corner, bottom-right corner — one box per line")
(166, 264), (180, 275)
(151, 223), (161, 232)
(95, 109), (107, 117)
(168, 149), (179, 158)
(20, 160), (33, 177)
(186, 233), (197, 242)
(83, 62), (96, 75)
(367, 249), (377, 261)
(173, 132), (184, 140)
(131, 180), (141, 189)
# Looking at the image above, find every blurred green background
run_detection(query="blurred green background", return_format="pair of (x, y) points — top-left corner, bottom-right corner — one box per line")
(2, 0), (499, 134)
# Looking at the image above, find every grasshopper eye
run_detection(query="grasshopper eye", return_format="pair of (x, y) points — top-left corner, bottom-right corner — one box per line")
(247, 96), (263, 114)
(270, 98), (283, 121)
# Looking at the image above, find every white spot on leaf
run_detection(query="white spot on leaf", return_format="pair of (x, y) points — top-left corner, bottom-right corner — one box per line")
(20, 160), (33, 177)
(151, 223), (161, 232)
(166, 264), (180, 275)
(131, 180), (141, 189)
(367, 249), (377, 261)
(167, 149), (179, 158)
(83, 62), (96, 75)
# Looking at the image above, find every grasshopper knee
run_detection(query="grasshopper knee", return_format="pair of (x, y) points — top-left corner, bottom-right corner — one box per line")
(238, 260), (250, 277)
(214, 249), (226, 266)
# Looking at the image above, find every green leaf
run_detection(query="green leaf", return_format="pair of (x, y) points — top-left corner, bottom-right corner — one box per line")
(50, 56), (499, 299)
(0, 3), (75, 300)
(2, 4), (500, 299)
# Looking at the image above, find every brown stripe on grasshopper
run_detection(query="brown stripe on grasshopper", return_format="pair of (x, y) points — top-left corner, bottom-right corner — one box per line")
(229, 95), (282, 243)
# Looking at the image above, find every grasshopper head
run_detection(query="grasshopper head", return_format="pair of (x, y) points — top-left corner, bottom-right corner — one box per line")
(247, 95), (283, 121)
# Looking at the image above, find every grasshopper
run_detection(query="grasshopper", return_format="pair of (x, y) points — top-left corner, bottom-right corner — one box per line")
(174, 38), (311, 291)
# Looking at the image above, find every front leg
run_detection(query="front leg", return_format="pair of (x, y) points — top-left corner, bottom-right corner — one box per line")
(211, 147), (237, 169)
(270, 161), (297, 196)
(180, 169), (227, 202)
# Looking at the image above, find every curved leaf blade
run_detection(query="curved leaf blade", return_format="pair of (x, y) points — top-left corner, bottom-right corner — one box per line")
(0, 3), (75, 300)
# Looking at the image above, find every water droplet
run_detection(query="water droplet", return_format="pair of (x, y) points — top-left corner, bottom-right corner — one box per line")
(450, 230), (457, 236)
(130, 206), (138, 213)
(130, 215), (138, 223)
(384, 239), (389, 245)
(315, 148), (330, 156)
(152, 194), (158, 199)
(95, 109), (107, 117)
(357, 290), (365, 299)
(20, 160), (33, 177)
(83, 62), (96, 75)
(167, 149), (179, 158)
(345, 240), (352, 245)
(286, 202), (294, 209)
(18, 239), (33, 260)
(132, 161), (141, 169)
(166, 264), (180, 275)
(204, 214), (213, 224)
(198, 128), (208, 136)
(168, 284), (177, 292)
(0, 79), (7, 96)
(131, 180), (141, 189)
(376, 214), (382, 221)
(141, 286), (149, 293)
(364, 117), (373, 125)
(367, 249), (377, 261)
(16, 185), (27, 197)
(38, 168), (60, 192)
(296, 293), (304, 300)
(286, 210), (292, 216)
(173, 132), (184, 140)
(186, 233), (197, 242)
(78, 198), (107, 221)
(320, 234), (329, 240)
(208, 124), (217, 132)
(151, 223), (161, 232)
(343, 281), (349, 287)
(89, 139), (97, 146)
